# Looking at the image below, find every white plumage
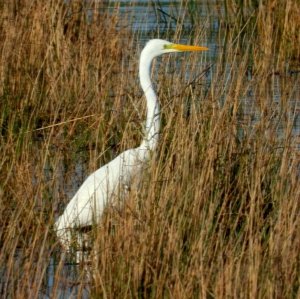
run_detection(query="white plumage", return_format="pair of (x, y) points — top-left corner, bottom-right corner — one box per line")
(55, 39), (208, 250)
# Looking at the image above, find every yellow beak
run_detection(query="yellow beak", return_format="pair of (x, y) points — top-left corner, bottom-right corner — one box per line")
(169, 43), (208, 52)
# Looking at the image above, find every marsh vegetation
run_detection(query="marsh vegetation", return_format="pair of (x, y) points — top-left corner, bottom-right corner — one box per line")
(0, 0), (299, 298)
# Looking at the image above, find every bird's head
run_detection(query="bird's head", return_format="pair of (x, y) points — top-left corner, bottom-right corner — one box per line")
(142, 39), (208, 60)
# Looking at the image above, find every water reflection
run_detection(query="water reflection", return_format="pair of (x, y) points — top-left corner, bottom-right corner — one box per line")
(44, 256), (90, 299)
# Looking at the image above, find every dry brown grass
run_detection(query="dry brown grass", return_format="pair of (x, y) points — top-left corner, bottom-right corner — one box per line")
(0, 0), (299, 298)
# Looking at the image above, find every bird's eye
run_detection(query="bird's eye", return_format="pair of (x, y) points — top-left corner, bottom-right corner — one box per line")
(163, 44), (172, 50)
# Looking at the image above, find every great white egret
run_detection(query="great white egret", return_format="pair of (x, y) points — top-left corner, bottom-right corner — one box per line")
(55, 39), (208, 250)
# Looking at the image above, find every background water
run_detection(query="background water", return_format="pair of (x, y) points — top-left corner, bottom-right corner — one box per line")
(104, 0), (299, 143)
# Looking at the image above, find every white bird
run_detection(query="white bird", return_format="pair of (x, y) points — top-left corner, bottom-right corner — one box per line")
(55, 39), (208, 250)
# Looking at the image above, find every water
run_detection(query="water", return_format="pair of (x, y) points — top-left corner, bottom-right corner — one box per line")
(43, 257), (90, 299)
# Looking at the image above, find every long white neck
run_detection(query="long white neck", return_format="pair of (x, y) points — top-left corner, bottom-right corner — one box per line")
(139, 50), (161, 151)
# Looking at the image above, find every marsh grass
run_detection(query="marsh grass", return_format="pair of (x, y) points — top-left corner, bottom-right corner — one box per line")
(0, 0), (299, 298)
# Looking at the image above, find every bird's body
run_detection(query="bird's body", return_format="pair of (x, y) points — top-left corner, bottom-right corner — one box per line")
(55, 147), (149, 246)
(55, 39), (208, 250)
